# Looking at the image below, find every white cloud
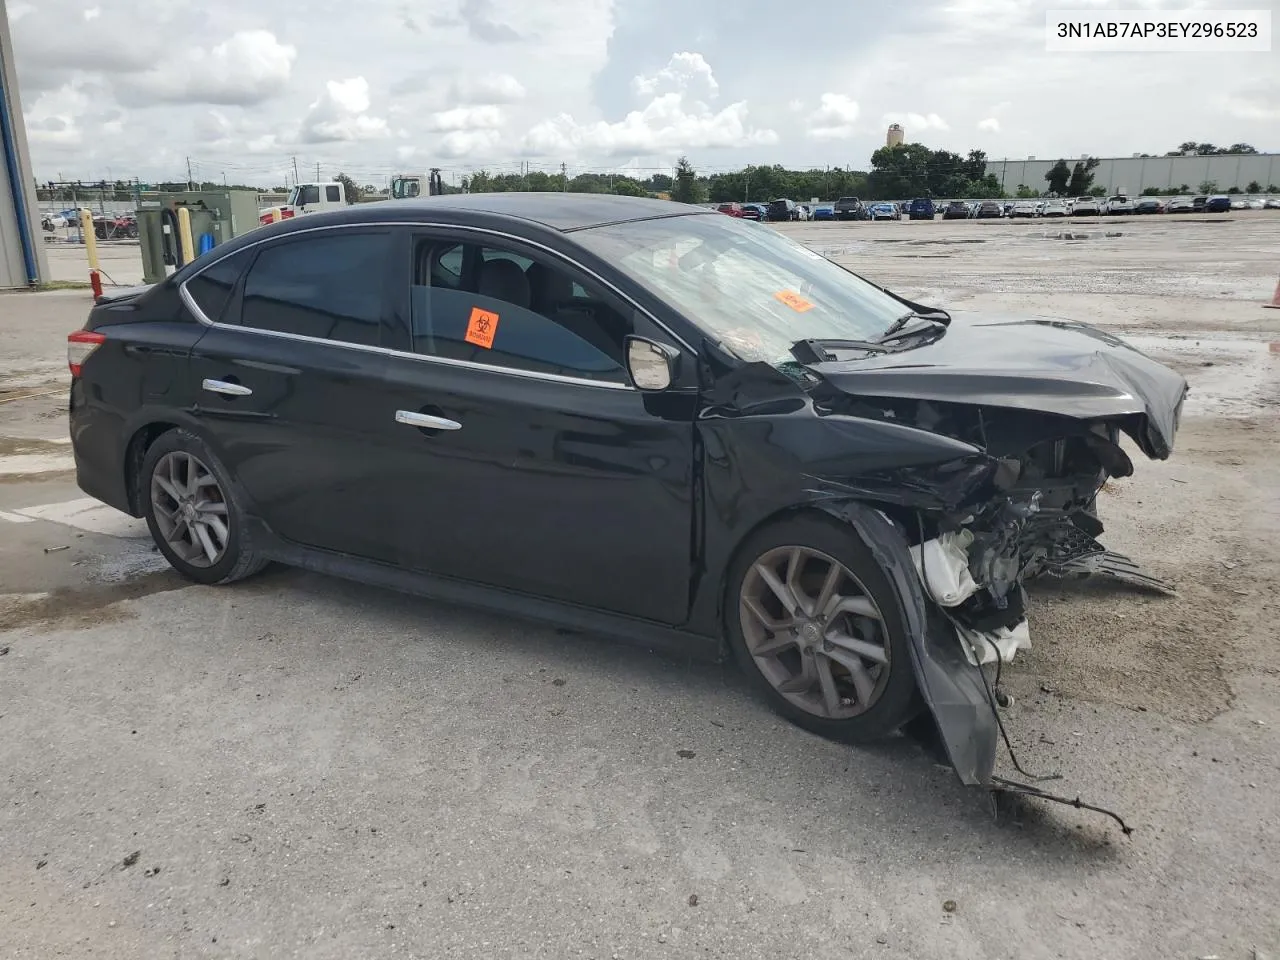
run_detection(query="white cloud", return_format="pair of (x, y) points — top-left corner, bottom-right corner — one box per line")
(300, 77), (390, 143)
(884, 112), (950, 132)
(83, 6), (101, 20)
(1221, 79), (1280, 122)
(522, 94), (776, 158)
(450, 73), (527, 105)
(787, 99), (805, 113)
(977, 117), (1001, 132)
(807, 93), (860, 140)
(632, 52), (719, 102)
(429, 105), (506, 132)
(439, 129), (503, 158)
(120, 30), (297, 106)
(521, 52), (771, 159)
(24, 82), (91, 146)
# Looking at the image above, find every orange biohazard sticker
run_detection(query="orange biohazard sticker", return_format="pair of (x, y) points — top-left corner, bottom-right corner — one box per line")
(774, 290), (814, 313)
(464, 307), (499, 348)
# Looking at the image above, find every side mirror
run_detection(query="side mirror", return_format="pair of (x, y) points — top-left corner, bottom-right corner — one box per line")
(626, 336), (680, 391)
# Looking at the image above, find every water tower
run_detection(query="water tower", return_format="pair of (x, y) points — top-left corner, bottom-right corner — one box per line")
(886, 123), (904, 147)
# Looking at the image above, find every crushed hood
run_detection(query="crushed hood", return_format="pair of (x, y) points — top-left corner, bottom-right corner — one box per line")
(805, 313), (1189, 459)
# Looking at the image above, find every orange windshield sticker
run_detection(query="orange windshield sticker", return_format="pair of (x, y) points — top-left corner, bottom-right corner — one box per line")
(465, 307), (499, 348)
(774, 290), (814, 312)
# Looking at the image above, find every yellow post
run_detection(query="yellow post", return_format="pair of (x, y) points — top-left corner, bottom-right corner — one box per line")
(79, 209), (103, 298)
(176, 206), (195, 266)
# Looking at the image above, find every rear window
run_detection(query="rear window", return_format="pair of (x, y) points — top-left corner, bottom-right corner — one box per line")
(183, 249), (253, 323)
(238, 231), (391, 346)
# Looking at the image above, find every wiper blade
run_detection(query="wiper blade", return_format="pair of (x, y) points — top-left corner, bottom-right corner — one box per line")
(878, 313), (947, 342)
(790, 338), (890, 364)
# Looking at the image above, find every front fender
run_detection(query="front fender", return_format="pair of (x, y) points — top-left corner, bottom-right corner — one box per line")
(814, 498), (998, 786)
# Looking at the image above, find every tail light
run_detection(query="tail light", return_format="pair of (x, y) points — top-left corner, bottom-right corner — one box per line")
(68, 330), (105, 377)
(280, 208), (295, 219)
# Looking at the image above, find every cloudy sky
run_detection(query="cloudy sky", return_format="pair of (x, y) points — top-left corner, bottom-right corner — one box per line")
(7, 0), (1277, 187)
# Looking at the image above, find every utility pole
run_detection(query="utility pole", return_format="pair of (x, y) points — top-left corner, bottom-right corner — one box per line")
(292, 156), (300, 184)
(316, 162), (321, 181)
(186, 156), (193, 191)
(561, 162), (567, 192)
(222, 171), (227, 187)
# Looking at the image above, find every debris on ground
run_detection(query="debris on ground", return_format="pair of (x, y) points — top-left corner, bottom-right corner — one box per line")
(688, 894), (699, 907)
(676, 749), (696, 759)
(120, 851), (140, 868)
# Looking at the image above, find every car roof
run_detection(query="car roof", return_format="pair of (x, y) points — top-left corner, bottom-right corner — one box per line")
(296, 193), (711, 233)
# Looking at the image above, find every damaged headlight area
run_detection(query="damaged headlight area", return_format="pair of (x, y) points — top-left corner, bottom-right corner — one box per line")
(888, 422), (1157, 833)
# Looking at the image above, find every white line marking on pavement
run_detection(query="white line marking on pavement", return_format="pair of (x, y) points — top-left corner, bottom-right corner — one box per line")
(13, 498), (149, 539)
(0, 510), (37, 523)
(0, 453), (75, 477)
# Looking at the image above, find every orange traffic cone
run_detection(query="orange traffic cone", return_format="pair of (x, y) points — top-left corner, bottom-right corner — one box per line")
(1266, 275), (1280, 309)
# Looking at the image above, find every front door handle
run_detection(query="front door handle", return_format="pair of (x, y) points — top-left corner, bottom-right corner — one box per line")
(395, 410), (461, 431)
(202, 378), (253, 397)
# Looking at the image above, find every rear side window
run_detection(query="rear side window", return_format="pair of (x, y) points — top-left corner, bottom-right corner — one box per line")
(183, 249), (252, 323)
(326, 185), (341, 203)
(238, 231), (391, 346)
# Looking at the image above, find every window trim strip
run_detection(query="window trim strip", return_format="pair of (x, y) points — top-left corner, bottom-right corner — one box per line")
(179, 219), (696, 392)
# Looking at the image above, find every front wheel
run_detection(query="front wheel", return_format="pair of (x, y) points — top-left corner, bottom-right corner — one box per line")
(726, 515), (920, 743)
(141, 429), (268, 585)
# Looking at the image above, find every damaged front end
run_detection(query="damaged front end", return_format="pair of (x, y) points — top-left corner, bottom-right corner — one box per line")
(808, 391), (1185, 831)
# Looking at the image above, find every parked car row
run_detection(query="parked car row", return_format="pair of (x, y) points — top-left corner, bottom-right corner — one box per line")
(711, 193), (1280, 223)
(41, 208), (139, 239)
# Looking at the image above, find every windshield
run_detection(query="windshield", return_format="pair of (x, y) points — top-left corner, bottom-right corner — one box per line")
(574, 212), (908, 364)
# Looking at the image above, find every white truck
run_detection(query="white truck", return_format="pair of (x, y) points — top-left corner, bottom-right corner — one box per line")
(259, 170), (444, 225)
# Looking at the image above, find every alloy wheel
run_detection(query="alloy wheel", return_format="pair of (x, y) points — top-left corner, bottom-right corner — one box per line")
(739, 545), (891, 720)
(150, 451), (230, 568)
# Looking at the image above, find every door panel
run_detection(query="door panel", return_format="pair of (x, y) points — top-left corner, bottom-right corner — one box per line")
(377, 355), (696, 623)
(187, 327), (406, 563)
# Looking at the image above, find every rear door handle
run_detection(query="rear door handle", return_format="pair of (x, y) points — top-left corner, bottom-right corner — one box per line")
(395, 410), (461, 431)
(202, 378), (253, 397)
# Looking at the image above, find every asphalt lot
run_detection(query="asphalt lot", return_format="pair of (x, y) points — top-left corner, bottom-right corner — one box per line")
(3, 213), (1280, 959)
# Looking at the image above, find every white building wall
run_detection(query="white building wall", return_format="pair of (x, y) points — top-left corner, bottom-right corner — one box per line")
(0, 0), (48, 287)
(987, 154), (1280, 195)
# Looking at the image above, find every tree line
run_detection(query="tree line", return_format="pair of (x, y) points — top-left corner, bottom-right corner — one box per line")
(35, 139), (1272, 206)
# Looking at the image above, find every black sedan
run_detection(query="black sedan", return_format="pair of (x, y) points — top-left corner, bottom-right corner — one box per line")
(68, 194), (1187, 800)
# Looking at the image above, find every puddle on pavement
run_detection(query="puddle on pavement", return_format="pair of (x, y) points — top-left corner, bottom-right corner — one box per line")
(1125, 333), (1279, 417)
(0, 570), (187, 632)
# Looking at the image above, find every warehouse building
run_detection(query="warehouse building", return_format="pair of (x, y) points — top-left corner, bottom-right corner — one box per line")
(987, 153), (1280, 196)
(0, 0), (47, 288)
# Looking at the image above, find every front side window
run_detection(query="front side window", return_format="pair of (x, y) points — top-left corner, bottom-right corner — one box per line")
(409, 239), (629, 382)
(573, 212), (907, 365)
(238, 231), (391, 346)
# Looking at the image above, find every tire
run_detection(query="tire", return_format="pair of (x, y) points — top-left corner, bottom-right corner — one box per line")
(725, 513), (921, 744)
(140, 428), (268, 585)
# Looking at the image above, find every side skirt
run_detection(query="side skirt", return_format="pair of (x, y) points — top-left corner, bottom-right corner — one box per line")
(246, 519), (722, 663)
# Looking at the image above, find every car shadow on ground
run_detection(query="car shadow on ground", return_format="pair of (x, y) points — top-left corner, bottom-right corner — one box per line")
(226, 564), (1130, 862)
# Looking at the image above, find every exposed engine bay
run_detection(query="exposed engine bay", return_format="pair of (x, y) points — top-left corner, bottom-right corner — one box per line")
(821, 393), (1178, 668)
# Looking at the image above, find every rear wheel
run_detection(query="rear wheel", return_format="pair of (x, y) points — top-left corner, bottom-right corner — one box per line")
(141, 429), (268, 585)
(726, 515), (920, 743)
